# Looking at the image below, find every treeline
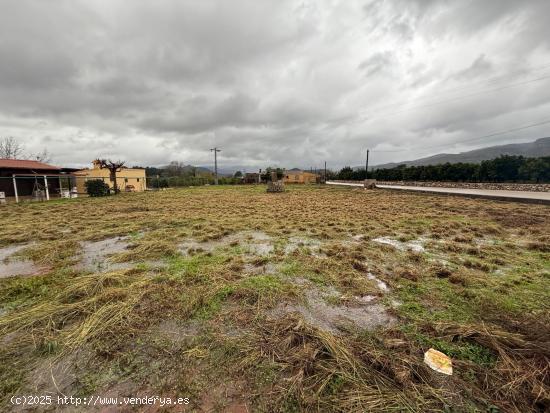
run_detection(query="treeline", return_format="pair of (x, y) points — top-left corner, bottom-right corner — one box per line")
(337, 155), (550, 183)
(145, 162), (241, 188)
(148, 175), (241, 188)
(145, 162), (289, 188)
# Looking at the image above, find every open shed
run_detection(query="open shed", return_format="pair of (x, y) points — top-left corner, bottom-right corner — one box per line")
(0, 159), (73, 202)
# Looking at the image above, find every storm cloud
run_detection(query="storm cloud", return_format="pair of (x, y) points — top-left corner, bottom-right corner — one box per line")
(1, 0), (549, 169)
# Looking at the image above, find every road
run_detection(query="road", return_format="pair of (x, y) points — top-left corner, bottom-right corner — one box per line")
(325, 181), (550, 204)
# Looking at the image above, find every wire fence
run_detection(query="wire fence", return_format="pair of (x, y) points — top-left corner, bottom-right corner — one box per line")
(0, 173), (311, 205)
(0, 175), (147, 204)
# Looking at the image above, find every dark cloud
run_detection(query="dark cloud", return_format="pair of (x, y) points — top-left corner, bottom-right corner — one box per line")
(0, 0), (549, 169)
(358, 52), (396, 77)
(453, 55), (493, 81)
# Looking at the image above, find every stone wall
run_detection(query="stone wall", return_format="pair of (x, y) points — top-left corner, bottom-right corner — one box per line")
(375, 181), (550, 192)
(328, 180), (550, 192)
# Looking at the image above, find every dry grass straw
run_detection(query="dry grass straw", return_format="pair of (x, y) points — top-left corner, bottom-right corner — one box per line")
(0, 271), (149, 353)
(239, 315), (447, 412)
(1, 186), (549, 410)
(434, 322), (550, 412)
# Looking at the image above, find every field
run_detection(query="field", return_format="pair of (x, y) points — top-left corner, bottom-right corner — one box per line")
(0, 185), (549, 412)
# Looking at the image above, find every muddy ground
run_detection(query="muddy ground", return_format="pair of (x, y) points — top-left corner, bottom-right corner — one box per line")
(0, 185), (548, 412)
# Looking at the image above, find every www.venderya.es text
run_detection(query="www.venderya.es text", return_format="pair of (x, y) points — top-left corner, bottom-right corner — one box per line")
(11, 395), (190, 407)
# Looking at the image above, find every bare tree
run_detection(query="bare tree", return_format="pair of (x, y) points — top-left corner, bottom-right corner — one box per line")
(0, 136), (25, 159)
(33, 148), (52, 163)
(98, 159), (125, 194)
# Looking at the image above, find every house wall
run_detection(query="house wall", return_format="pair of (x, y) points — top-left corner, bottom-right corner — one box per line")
(283, 172), (318, 184)
(74, 168), (147, 193)
(283, 173), (302, 183)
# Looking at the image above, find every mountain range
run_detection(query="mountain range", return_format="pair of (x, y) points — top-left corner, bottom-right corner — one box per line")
(365, 137), (550, 170)
(163, 138), (550, 175)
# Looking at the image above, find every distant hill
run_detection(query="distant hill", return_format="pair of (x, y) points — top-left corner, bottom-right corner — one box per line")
(368, 137), (550, 170)
(145, 163), (215, 177)
(177, 164), (212, 174)
(197, 165), (249, 176)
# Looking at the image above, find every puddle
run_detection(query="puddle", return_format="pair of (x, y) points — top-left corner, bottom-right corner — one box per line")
(271, 278), (395, 333)
(428, 257), (452, 269)
(19, 349), (92, 405)
(0, 244), (47, 278)
(246, 242), (273, 256)
(151, 319), (200, 345)
(76, 237), (132, 272)
(178, 232), (329, 259)
(372, 237), (425, 253)
(178, 239), (218, 256)
(285, 236), (327, 258)
(390, 299), (402, 308)
(473, 237), (498, 246)
(284, 236), (323, 256)
(146, 260), (168, 269)
(346, 233), (367, 244)
(367, 272), (389, 291)
(357, 294), (377, 303)
(230, 231), (273, 256)
(240, 231), (272, 242)
(243, 262), (279, 275)
(179, 231), (274, 257)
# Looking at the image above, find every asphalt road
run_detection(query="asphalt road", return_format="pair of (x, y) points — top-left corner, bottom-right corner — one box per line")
(325, 181), (550, 205)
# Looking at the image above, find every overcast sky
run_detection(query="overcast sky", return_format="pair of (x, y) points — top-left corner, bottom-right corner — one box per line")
(1, 0), (550, 170)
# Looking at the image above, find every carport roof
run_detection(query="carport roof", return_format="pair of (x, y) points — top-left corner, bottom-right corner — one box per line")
(0, 158), (60, 170)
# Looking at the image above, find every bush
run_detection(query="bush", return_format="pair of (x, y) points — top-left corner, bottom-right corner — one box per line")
(150, 177), (169, 189)
(84, 179), (111, 197)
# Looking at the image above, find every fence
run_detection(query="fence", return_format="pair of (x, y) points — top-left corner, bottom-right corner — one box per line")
(0, 175), (148, 204)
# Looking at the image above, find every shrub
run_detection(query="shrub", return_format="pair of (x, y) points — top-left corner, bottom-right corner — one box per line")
(150, 177), (169, 189)
(84, 179), (111, 197)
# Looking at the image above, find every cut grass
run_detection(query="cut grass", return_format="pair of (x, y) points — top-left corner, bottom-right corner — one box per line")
(0, 185), (548, 411)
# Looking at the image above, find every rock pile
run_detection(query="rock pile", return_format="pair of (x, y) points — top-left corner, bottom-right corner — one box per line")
(267, 171), (285, 193)
(267, 181), (285, 193)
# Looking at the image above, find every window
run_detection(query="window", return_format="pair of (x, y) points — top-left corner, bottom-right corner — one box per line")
(137, 178), (140, 182)
(124, 178), (128, 183)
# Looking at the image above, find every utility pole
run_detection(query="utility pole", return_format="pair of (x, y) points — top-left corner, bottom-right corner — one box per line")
(210, 147), (221, 185)
(324, 161), (327, 182)
(365, 149), (370, 179)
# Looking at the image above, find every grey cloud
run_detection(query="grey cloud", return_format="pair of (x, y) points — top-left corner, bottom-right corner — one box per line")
(140, 93), (260, 134)
(358, 51), (396, 77)
(0, 0), (549, 169)
(453, 55), (493, 81)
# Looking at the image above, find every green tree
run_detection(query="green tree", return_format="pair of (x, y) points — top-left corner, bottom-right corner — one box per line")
(337, 166), (354, 180)
(85, 179), (111, 197)
(349, 155), (549, 183)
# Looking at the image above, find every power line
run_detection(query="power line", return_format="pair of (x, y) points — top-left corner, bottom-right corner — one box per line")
(371, 118), (550, 153)
(357, 73), (550, 122)
(360, 61), (550, 116)
(319, 63), (550, 132)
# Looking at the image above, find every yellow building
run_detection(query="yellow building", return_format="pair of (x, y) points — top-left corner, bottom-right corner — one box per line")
(74, 160), (147, 194)
(283, 169), (319, 184)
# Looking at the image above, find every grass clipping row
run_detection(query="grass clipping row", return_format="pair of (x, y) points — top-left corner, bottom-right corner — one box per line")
(0, 271), (149, 352)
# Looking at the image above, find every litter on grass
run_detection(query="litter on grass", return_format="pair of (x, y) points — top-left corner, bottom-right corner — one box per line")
(424, 348), (453, 375)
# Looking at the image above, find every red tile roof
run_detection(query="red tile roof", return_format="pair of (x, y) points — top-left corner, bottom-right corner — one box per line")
(0, 158), (60, 170)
